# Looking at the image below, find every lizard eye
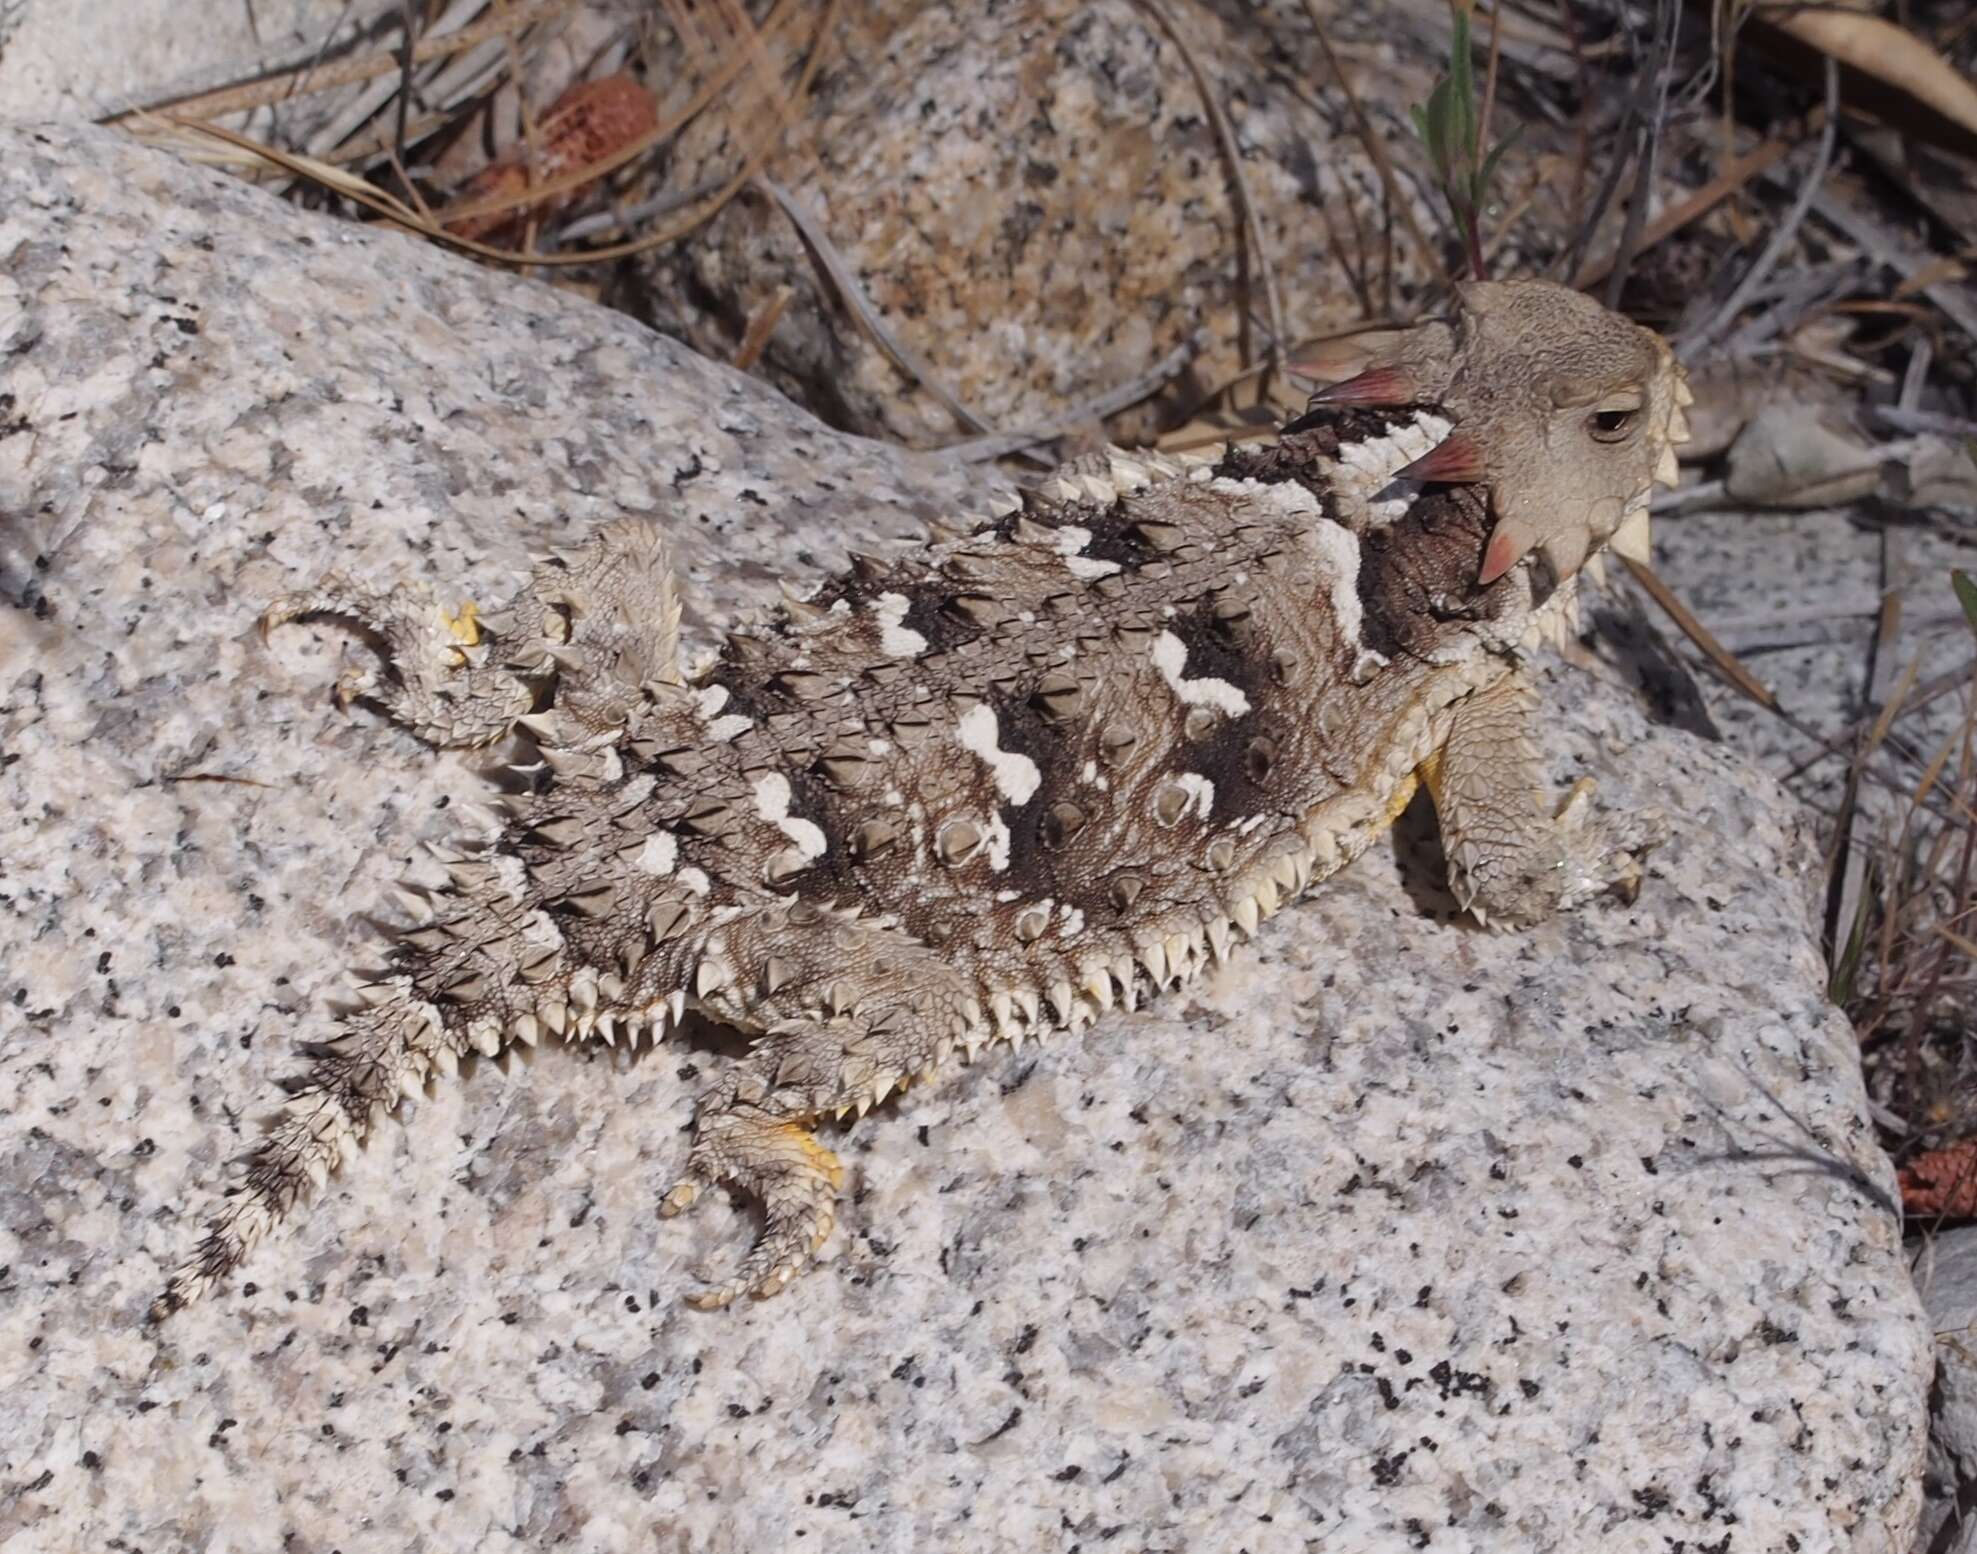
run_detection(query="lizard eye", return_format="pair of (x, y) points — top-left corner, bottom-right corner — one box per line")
(1586, 407), (1637, 443)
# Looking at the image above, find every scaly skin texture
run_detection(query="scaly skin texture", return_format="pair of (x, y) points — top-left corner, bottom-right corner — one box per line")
(153, 280), (1690, 1316)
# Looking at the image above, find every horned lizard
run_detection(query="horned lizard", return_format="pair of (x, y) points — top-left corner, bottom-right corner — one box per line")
(153, 279), (1692, 1316)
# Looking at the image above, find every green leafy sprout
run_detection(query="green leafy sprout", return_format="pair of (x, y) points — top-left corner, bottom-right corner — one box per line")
(1410, 8), (1522, 281)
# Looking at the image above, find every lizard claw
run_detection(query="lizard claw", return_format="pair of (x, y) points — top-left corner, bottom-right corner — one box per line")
(663, 1102), (845, 1308)
(1551, 781), (1666, 913)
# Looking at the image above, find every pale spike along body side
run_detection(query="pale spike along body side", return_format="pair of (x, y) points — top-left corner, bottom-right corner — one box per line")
(153, 280), (1687, 1316)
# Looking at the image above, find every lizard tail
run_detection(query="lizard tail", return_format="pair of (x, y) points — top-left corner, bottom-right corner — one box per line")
(150, 977), (454, 1321)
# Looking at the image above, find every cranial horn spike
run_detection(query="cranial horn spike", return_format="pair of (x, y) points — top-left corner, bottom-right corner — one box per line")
(1654, 442), (1680, 489)
(1537, 527), (1591, 584)
(1281, 363), (1423, 429)
(1395, 431), (1487, 484)
(1609, 508), (1652, 565)
(1477, 518), (1540, 586)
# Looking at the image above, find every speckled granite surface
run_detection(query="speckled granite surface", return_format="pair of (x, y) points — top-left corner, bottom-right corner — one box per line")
(1915, 1227), (1977, 1553)
(0, 124), (1933, 1553)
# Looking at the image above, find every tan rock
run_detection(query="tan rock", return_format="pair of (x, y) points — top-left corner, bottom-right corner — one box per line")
(639, 0), (1455, 446)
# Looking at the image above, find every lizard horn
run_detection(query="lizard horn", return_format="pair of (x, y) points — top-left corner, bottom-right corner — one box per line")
(1294, 363), (1418, 407)
(1282, 365), (1421, 433)
(1394, 431), (1487, 484)
(1477, 517), (1539, 586)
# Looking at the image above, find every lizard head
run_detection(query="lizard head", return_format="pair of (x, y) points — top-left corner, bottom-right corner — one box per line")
(1294, 279), (1692, 587)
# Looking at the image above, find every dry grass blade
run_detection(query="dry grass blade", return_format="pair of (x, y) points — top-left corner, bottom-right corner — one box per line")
(1621, 556), (1780, 710)
(1758, 1), (1977, 143)
(1136, 0), (1289, 376)
(1677, 59), (1840, 357)
(104, 0), (579, 127)
(157, 0), (838, 269)
(1572, 121), (1810, 292)
(1810, 187), (1977, 348)
(755, 177), (998, 438)
(732, 285), (795, 372)
(1601, 0), (1683, 308)
(1299, 0), (1447, 299)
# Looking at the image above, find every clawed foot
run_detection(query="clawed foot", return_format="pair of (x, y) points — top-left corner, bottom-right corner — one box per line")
(260, 573), (538, 748)
(259, 519), (684, 751)
(661, 1101), (845, 1309)
(1452, 778), (1666, 926)
(1548, 778), (1667, 913)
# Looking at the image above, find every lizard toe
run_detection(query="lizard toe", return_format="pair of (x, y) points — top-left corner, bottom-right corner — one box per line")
(667, 1102), (845, 1307)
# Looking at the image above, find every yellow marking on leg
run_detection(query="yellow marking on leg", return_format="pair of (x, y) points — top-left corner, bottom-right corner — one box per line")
(789, 1121), (848, 1192)
(1383, 767), (1423, 826)
(1416, 747), (1446, 808)
(441, 598), (482, 646)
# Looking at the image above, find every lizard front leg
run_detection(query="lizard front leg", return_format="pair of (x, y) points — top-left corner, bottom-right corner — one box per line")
(662, 910), (987, 1308)
(261, 517), (682, 749)
(1424, 672), (1664, 926)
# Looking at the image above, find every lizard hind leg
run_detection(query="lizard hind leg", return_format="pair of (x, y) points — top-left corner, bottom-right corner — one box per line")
(659, 913), (988, 1308)
(661, 1061), (848, 1311)
(259, 516), (688, 752)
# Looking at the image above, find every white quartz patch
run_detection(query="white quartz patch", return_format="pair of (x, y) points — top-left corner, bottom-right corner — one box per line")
(1150, 630), (1250, 717)
(751, 772), (828, 859)
(871, 592), (929, 658)
(955, 704), (1041, 807)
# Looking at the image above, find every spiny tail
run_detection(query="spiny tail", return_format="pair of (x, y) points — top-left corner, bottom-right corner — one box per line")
(158, 517), (690, 1320)
(150, 977), (454, 1321)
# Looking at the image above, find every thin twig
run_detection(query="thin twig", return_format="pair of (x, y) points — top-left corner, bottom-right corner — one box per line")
(1794, 657), (1977, 774)
(1874, 404), (1977, 439)
(552, 178), (726, 240)
(1604, 0), (1682, 309)
(938, 340), (1202, 462)
(731, 285), (794, 372)
(1138, 0), (1289, 383)
(1622, 556), (1779, 710)
(1299, 0), (1447, 298)
(1557, 0), (1592, 243)
(1718, 257), (1871, 358)
(755, 177), (998, 437)
(1551, 40), (1658, 286)
(1677, 57), (1840, 357)
(1571, 121), (1810, 292)
(391, 0), (419, 193)
(1808, 187), (1977, 349)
